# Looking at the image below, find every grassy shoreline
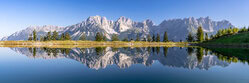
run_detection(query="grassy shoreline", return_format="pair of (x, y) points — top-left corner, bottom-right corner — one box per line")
(0, 41), (188, 48)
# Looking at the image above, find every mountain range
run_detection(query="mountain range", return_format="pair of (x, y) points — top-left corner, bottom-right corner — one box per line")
(1, 15), (234, 41)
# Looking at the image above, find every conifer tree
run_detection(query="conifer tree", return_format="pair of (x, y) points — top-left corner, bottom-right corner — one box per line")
(46, 31), (52, 41)
(196, 26), (204, 42)
(95, 32), (102, 41)
(156, 33), (160, 42)
(152, 34), (156, 42)
(100, 33), (105, 41)
(52, 31), (59, 40)
(102, 36), (107, 41)
(65, 32), (71, 40)
(60, 33), (65, 40)
(33, 30), (37, 41)
(111, 34), (119, 41)
(135, 33), (140, 41)
(186, 32), (194, 42)
(163, 31), (168, 42)
(147, 34), (152, 42)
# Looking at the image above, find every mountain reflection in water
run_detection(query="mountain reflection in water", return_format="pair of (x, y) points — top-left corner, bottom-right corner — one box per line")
(10, 47), (246, 70)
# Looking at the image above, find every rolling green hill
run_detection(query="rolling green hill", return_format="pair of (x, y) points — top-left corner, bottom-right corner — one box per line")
(204, 32), (249, 44)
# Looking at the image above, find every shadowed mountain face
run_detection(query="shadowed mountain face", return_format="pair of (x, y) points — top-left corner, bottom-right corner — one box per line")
(2, 16), (233, 41)
(10, 47), (232, 70)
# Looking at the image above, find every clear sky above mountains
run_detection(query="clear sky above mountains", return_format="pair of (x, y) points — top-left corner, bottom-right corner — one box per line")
(0, 0), (249, 38)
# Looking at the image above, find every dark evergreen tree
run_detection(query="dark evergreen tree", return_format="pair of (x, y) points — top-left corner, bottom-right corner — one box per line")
(135, 33), (140, 41)
(65, 32), (71, 40)
(33, 30), (37, 41)
(163, 31), (168, 42)
(152, 34), (156, 42)
(156, 33), (160, 42)
(46, 31), (52, 41)
(187, 32), (194, 42)
(102, 35), (107, 41)
(95, 32), (102, 41)
(52, 31), (59, 40)
(147, 34), (152, 42)
(111, 34), (119, 41)
(60, 33), (65, 40)
(196, 26), (204, 42)
(100, 33), (104, 41)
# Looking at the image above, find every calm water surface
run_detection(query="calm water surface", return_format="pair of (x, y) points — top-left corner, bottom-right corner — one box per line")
(0, 47), (248, 83)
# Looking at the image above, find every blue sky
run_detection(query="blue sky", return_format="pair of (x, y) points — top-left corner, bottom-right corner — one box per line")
(0, 0), (249, 38)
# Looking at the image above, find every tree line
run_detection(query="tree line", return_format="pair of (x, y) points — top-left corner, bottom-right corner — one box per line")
(94, 31), (169, 42)
(28, 30), (71, 41)
(186, 26), (249, 42)
(28, 30), (169, 42)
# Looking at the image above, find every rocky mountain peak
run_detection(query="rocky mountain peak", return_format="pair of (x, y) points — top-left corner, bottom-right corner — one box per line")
(114, 16), (134, 32)
(86, 15), (109, 25)
(117, 16), (132, 23)
(143, 19), (154, 27)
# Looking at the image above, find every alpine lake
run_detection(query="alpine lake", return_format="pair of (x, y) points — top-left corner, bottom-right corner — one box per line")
(0, 46), (249, 83)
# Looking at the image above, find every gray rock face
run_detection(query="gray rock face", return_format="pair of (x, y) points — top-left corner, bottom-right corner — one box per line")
(1, 16), (234, 41)
(156, 17), (234, 41)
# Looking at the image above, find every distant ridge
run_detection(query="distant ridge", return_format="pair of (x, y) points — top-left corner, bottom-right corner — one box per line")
(1, 15), (234, 41)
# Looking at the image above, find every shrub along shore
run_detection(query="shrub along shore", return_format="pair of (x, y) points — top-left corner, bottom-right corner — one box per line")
(0, 41), (188, 48)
